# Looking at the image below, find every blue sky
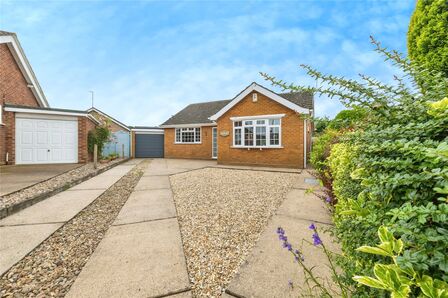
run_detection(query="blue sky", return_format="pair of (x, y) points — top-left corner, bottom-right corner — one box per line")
(1, 0), (415, 126)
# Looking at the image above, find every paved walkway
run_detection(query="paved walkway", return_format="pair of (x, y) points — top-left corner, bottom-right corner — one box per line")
(0, 163), (80, 196)
(0, 160), (138, 276)
(224, 171), (337, 297)
(67, 159), (216, 298)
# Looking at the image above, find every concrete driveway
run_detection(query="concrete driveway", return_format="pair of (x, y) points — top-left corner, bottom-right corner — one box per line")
(0, 164), (81, 196)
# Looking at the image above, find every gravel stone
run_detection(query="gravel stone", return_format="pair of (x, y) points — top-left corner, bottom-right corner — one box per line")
(170, 168), (297, 297)
(0, 159), (124, 211)
(0, 160), (149, 298)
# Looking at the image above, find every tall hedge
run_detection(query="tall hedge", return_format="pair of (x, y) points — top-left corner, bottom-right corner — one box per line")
(262, 38), (448, 297)
(408, 0), (448, 77)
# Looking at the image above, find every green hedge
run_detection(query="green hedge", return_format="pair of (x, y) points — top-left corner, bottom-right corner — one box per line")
(263, 39), (448, 296)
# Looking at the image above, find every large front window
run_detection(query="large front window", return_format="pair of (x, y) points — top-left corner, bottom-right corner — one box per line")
(232, 116), (282, 147)
(175, 127), (201, 143)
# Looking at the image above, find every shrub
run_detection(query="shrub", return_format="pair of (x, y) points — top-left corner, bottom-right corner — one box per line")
(87, 125), (111, 158)
(314, 116), (331, 134)
(262, 37), (448, 296)
(328, 107), (367, 130)
(408, 0), (448, 78)
(310, 128), (340, 174)
(354, 226), (448, 297)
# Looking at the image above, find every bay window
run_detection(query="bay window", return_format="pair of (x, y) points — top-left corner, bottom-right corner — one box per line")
(232, 115), (282, 148)
(175, 127), (201, 143)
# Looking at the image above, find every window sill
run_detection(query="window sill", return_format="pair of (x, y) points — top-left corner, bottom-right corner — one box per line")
(231, 146), (283, 149)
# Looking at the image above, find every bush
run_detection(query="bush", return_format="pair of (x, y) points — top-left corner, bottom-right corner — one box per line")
(87, 125), (111, 158)
(262, 38), (448, 296)
(314, 116), (331, 134)
(408, 0), (448, 78)
(328, 108), (367, 130)
(310, 128), (340, 174)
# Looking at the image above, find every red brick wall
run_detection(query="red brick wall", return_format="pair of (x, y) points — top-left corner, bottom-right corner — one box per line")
(0, 111), (15, 164)
(131, 131), (135, 158)
(216, 91), (307, 168)
(164, 126), (214, 160)
(88, 111), (126, 133)
(0, 44), (42, 164)
(0, 44), (40, 107)
(78, 117), (97, 163)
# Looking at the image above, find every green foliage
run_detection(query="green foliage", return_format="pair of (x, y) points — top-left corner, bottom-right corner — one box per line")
(87, 125), (111, 157)
(310, 129), (340, 173)
(328, 107), (367, 130)
(354, 226), (448, 298)
(314, 116), (331, 134)
(328, 143), (361, 204)
(262, 37), (448, 296)
(408, 0), (448, 78)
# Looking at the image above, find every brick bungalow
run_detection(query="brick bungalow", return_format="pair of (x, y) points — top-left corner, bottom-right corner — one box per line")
(160, 82), (313, 168)
(0, 30), (98, 165)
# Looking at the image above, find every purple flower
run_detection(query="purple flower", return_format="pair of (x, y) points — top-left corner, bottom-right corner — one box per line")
(279, 235), (288, 242)
(312, 232), (322, 246)
(277, 227), (285, 235)
(309, 223), (316, 230)
(325, 196), (332, 203)
(294, 249), (305, 262)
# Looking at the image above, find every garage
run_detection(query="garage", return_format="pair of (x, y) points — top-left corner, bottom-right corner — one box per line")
(132, 127), (164, 158)
(15, 115), (78, 164)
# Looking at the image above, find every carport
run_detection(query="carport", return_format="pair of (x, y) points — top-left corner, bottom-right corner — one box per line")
(131, 127), (164, 158)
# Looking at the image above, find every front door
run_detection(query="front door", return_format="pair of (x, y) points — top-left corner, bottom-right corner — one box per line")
(212, 127), (218, 159)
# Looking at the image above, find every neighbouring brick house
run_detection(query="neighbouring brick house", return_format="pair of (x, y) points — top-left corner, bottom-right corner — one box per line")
(87, 107), (132, 158)
(160, 82), (313, 168)
(0, 30), (98, 165)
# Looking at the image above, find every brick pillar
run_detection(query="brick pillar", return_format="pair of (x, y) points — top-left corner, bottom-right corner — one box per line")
(78, 117), (88, 163)
(4, 111), (15, 164)
(131, 131), (135, 158)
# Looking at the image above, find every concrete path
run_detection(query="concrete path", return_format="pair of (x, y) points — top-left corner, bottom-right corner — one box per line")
(225, 171), (338, 298)
(0, 160), (138, 276)
(0, 163), (80, 196)
(67, 158), (215, 298)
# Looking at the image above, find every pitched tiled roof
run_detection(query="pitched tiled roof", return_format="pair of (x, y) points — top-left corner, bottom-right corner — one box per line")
(161, 91), (313, 126)
(161, 99), (231, 126)
(279, 91), (314, 110)
(0, 30), (15, 36)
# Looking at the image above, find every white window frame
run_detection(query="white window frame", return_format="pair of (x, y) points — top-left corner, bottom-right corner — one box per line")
(175, 127), (201, 144)
(232, 115), (283, 148)
(0, 104), (3, 125)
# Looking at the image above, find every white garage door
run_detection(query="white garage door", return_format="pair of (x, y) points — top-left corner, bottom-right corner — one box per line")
(16, 116), (78, 164)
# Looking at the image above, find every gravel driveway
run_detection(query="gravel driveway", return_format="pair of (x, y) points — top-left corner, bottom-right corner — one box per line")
(170, 167), (298, 297)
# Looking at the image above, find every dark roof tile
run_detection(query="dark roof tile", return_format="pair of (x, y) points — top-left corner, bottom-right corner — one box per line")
(161, 99), (231, 126)
(161, 90), (313, 126)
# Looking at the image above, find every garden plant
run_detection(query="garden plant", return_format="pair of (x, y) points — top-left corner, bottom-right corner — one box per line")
(262, 37), (448, 297)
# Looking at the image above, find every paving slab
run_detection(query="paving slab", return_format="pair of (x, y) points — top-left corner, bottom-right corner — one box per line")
(143, 168), (191, 176)
(225, 180), (338, 298)
(113, 189), (175, 225)
(99, 165), (135, 176)
(225, 217), (337, 298)
(0, 160), (136, 277)
(0, 189), (104, 226)
(0, 163), (80, 196)
(0, 223), (62, 275)
(66, 219), (190, 298)
(69, 172), (124, 190)
(134, 175), (171, 190)
(277, 189), (332, 224)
